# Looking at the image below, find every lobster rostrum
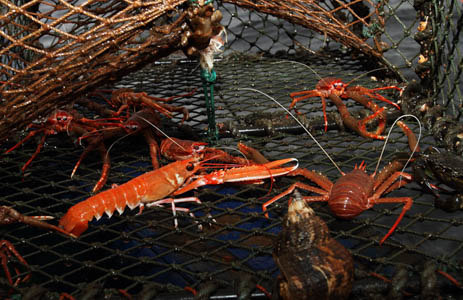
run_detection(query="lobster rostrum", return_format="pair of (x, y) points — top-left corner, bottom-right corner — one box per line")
(59, 155), (299, 237)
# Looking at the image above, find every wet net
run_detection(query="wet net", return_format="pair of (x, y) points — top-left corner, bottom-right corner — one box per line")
(1, 0), (463, 298)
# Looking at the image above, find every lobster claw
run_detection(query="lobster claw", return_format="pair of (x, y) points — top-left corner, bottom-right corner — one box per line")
(173, 158), (299, 196)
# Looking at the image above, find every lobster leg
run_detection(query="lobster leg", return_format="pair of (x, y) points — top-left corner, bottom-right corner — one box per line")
(145, 197), (202, 227)
(0, 240), (29, 286)
(369, 86), (403, 93)
(357, 107), (387, 140)
(375, 197), (413, 245)
(20, 134), (47, 173)
(372, 171), (414, 244)
(143, 129), (161, 169)
(144, 88), (197, 103)
(94, 143), (111, 193)
(345, 92), (387, 139)
(289, 91), (319, 117)
(346, 86), (401, 110)
(289, 90), (321, 109)
(136, 93), (174, 119)
(4, 128), (45, 155)
(71, 141), (110, 193)
(262, 167), (333, 216)
(374, 171), (413, 196)
(0, 251), (15, 286)
(156, 102), (189, 124)
(289, 90), (329, 131)
(262, 181), (328, 217)
(328, 94), (388, 140)
(115, 104), (131, 118)
(288, 168), (334, 191)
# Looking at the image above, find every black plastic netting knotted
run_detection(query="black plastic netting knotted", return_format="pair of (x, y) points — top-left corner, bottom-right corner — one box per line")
(1, 0), (463, 298)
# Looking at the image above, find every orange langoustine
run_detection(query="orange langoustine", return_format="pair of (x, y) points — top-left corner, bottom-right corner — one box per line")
(59, 156), (299, 237)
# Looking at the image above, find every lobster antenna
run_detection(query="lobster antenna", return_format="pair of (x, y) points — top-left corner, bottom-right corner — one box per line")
(106, 130), (139, 160)
(106, 115), (187, 161)
(373, 114), (422, 176)
(345, 67), (388, 86)
(213, 145), (250, 165)
(77, 126), (121, 147)
(135, 115), (187, 151)
(273, 60), (387, 87)
(239, 88), (343, 174)
(272, 60), (323, 81)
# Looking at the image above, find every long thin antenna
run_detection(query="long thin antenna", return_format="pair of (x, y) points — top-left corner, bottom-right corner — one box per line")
(345, 67), (388, 86)
(106, 114), (188, 161)
(239, 88), (344, 175)
(272, 60), (323, 81)
(135, 115), (186, 151)
(213, 145), (250, 165)
(373, 114), (422, 175)
(106, 130), (138, 160)
(273, 60), (387, 87)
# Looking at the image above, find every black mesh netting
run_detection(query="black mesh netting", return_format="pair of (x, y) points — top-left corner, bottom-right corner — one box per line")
(1, 54), (462, 298)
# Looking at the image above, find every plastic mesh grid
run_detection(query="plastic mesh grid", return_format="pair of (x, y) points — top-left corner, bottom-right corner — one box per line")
(1, 54), (462, 297)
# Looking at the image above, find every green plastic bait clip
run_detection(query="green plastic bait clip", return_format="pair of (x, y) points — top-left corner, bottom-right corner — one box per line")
(201, 68), (218, 142)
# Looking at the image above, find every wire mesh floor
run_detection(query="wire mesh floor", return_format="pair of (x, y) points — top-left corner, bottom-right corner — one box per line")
(1, 53), (462, 298)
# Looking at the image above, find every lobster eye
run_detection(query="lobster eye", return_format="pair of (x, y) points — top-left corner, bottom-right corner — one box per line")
(193, 145), (200, 150)
(186, 162), (195, 171)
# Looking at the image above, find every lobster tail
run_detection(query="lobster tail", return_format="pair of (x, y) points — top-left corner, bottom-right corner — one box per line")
(59, 211), (89, 237)
(59, 192), (110, 237)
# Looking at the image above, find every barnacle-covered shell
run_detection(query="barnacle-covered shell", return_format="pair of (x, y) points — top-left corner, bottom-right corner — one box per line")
(273, 193), (354, 300)
(182, 2), (223, 57)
